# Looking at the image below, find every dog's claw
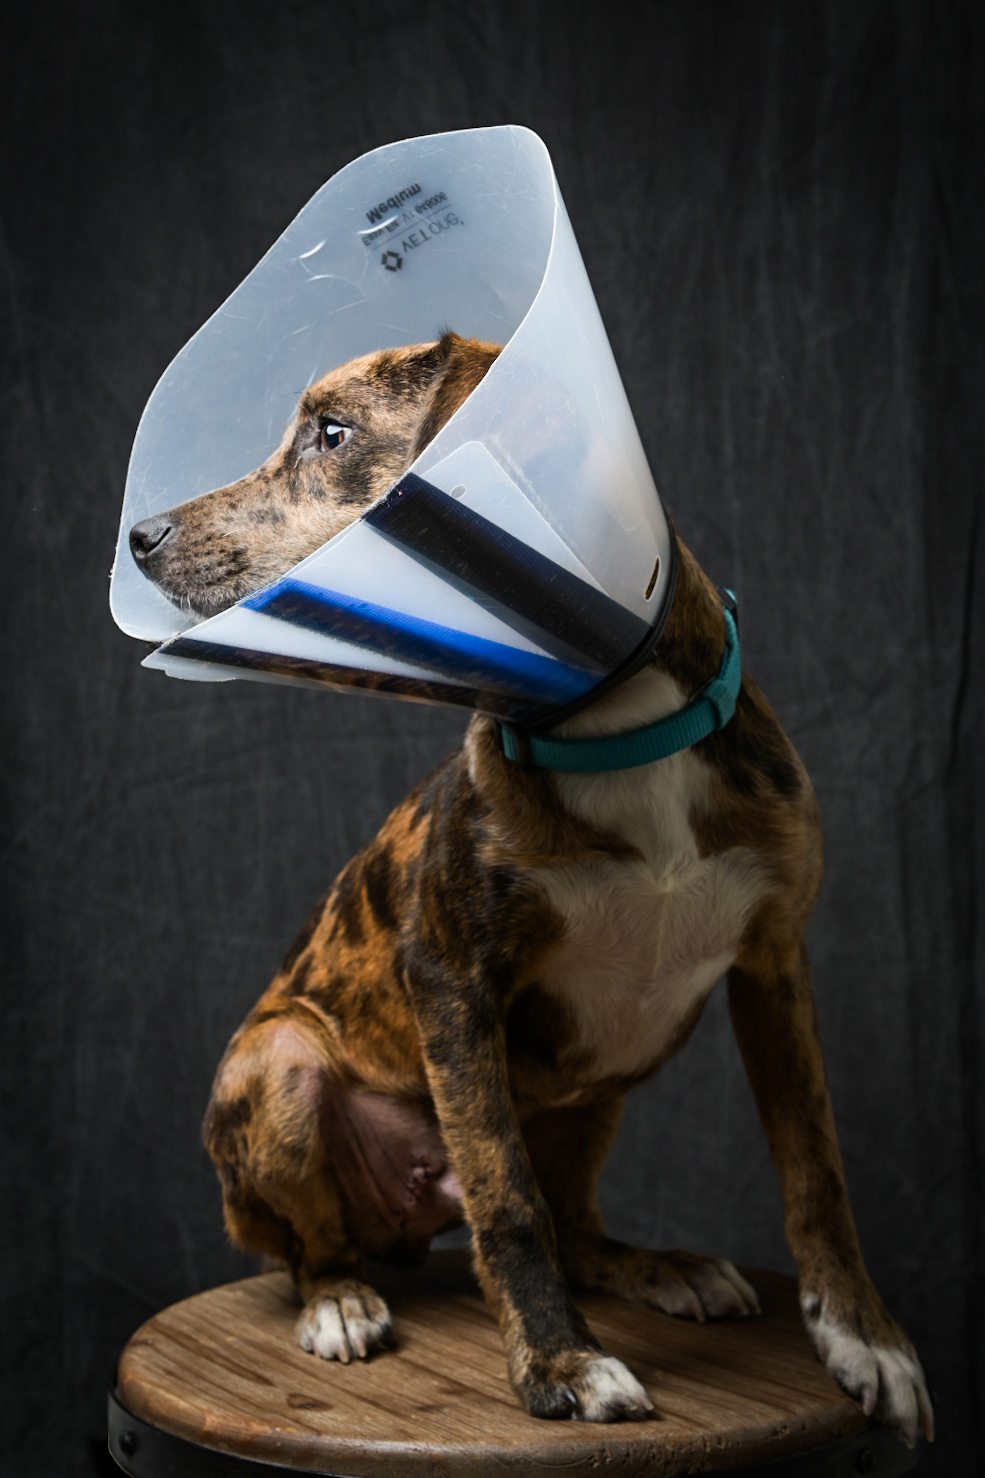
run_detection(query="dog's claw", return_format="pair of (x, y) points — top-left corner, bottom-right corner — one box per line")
(916, 1379), (936, 1445)
(719, 1260), (761, 1316)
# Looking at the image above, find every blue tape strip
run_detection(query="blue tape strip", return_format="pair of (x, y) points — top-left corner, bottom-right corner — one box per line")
(242, 577), (599, 707)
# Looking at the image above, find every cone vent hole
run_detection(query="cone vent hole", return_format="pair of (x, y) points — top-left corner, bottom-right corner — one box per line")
(644, 556), (660, 601)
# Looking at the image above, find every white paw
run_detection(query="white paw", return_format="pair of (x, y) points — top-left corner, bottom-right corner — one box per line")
(573, 1355), (654, 1422)
(296, 1287), (392, 1364)
(802, 1297), (934, 1445)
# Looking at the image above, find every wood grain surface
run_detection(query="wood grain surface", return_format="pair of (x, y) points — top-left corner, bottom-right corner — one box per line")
(115, 1250), (870, 1476)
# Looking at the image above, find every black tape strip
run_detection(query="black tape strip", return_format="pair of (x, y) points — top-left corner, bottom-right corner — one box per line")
(160, 636), (552, 722)
(364, 473), (649, 668)
(519, 514), (680, 736)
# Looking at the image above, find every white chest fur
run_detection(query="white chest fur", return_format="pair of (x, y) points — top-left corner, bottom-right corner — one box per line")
(533, 737), (769, 1083)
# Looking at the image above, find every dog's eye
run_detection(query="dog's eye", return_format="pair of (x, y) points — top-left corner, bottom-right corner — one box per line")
(319, 422), (351, 452)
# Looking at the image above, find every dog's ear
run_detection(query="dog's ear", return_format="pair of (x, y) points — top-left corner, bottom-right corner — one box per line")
(407, 331), (501, 463)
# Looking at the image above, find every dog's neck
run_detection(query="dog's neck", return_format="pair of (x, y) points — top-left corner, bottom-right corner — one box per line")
(466, 542), (729, 859)
(547, 539), (728, 745)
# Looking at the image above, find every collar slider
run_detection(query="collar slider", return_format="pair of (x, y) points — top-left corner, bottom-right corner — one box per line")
(497, 722), (532, 768)
(701, 675), (737, 730)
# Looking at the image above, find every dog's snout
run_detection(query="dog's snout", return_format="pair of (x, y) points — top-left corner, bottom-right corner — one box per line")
(130, 516), (174, 565)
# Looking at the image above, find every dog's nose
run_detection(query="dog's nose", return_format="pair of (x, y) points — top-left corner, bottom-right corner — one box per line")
(129, 516), (174, 565)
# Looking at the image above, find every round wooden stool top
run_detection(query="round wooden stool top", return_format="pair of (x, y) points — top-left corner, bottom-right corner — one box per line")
(113, 1250), (916, 1477)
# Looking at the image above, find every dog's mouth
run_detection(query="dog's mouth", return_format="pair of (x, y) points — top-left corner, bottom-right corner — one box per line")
(149, 579), (251, 622)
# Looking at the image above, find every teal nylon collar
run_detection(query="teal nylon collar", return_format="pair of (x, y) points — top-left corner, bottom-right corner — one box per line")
(499, 600), (740, 773)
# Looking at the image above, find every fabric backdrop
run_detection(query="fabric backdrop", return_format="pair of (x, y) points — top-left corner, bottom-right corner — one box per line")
(1, 2), (981, 1473)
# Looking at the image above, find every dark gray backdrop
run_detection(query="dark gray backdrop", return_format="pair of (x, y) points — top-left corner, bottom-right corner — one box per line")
(1, 2), (981, 1473)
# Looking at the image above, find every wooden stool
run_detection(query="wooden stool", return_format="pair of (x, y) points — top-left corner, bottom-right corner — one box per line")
(109, 1250), (923, 1476)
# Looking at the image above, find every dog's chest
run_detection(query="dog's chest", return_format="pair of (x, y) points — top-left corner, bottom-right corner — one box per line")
(531, 755), (768, 1083)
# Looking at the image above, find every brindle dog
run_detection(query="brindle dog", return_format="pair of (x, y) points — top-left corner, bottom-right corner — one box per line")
(130, 332), (933, 1440)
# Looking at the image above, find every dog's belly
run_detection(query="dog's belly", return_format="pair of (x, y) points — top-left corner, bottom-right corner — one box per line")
(533, 848), (767, 1083)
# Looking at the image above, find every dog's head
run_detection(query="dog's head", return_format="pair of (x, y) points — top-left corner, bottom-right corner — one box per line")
(129, 332), (500, 618)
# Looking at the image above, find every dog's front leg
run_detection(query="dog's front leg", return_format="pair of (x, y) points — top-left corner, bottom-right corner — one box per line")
(728, 941), (933, 1445)
(409, 968), (653, 1422)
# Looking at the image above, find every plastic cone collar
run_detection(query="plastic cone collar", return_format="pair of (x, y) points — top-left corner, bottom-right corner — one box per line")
(110, 127), (673, 724)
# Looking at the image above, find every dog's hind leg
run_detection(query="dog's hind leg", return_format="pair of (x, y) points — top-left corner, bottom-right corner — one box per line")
(203, 1009), (392, 1364)
(524, 1098), (759, 1322)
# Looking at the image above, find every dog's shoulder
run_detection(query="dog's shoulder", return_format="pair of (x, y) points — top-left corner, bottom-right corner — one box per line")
(251, 745), (567, 1055)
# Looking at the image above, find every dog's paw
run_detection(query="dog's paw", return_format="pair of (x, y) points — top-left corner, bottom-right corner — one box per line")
(570, 1354), (655, 1422)
(521, 1350), (654, 1422)
(628, 1249), (760, 1321)
(801, 1293), (934, 1446)
(296, 1280), (392, 1364)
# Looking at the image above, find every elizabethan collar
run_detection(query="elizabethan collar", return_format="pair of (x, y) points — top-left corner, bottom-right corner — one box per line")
(110, 127), (675, 725)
